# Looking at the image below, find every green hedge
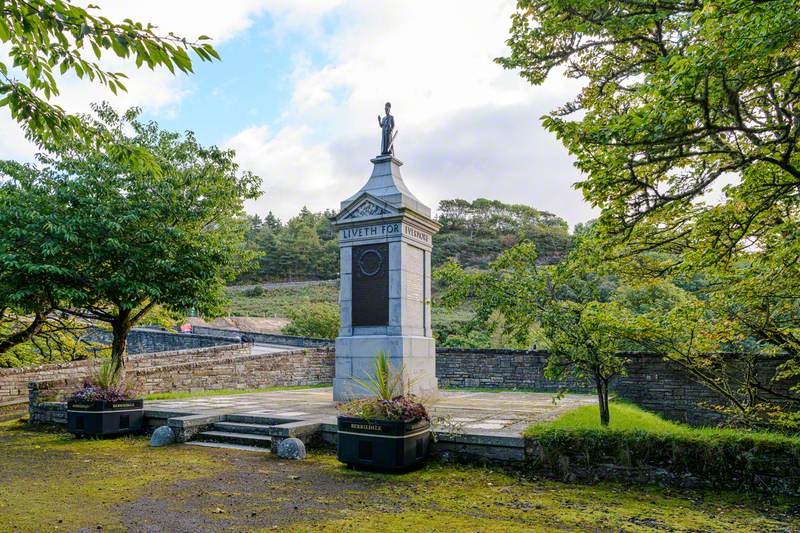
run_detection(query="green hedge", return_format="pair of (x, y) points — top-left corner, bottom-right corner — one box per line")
(524, 404), (800, 495)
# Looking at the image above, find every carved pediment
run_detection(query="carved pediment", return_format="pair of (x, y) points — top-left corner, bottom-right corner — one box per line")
(341, 197), (394, 220)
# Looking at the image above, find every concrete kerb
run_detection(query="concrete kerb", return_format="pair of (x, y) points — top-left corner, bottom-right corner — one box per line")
(167, 413), (223, 442)
(314, 419), (525, 463)
(431, 431), (526, 463)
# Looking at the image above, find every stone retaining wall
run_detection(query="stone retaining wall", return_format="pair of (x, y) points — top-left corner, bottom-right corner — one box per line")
(83, 328), (237, 355)
(436, 349), (792, 426)
(28, 347), (335, 424)
(435, 348), (590, 391)
(15, 324), (791, 427)
(2, 341), (246, 407)
(524, 431), (800, 496)
(191, 325), (334, 349)
(612, 353), (726, 426)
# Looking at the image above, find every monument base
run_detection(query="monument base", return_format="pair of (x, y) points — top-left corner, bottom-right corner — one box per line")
(333, 335), (438, 402)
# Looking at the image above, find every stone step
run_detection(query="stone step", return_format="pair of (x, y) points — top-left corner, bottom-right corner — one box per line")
(194, 430), (273, 448)
(185, 441), (270, 453)
(224, 414), (299, 425)
(213, 421), (273, 435)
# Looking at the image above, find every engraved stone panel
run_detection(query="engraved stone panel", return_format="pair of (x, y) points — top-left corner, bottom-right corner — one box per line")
(351, 243), (389, 326)
(407, 272), (423, 302)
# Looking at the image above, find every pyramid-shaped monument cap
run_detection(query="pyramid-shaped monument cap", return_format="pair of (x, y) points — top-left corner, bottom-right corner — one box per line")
(340, 154), (431, 219)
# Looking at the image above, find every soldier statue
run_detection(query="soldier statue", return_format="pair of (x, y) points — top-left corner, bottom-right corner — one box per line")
(378, 102), (396, 155)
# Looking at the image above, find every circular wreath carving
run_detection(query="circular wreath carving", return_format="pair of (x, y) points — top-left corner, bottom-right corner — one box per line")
(358, 248), (383, 277)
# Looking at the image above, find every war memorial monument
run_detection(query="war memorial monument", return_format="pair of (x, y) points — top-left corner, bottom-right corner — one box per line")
(332, 103), (441, 401)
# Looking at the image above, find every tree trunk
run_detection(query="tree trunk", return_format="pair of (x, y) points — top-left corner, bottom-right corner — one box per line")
(0, 311), (48, 355)
(595, 376), (610, 427)
(110, 312), (132, 379)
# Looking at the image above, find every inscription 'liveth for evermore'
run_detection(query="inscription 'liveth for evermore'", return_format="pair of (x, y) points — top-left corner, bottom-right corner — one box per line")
(340, 223), (430, 243)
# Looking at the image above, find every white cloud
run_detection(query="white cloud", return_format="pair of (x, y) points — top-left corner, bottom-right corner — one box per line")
(0, 0), (596, 227)
(225, 125), (339, 215)
(0, 109), (36, 161)
(225, 0), (594, 226)
(0, 0), (317, 158)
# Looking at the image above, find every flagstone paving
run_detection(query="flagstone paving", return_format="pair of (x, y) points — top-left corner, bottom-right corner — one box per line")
(146, 387), (596, 435)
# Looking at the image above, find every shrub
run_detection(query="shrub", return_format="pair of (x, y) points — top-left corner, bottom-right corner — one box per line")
(524, 403), (800, 494)
(282, 303), (339, 339)
(243, 286), (266, 298)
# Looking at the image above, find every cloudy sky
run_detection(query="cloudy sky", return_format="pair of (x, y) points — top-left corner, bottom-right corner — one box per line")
(0, 0), (596, 228)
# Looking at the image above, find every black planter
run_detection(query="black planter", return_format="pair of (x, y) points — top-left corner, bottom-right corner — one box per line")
(336, 416), (430, 471)
(67, 399), (144, 437)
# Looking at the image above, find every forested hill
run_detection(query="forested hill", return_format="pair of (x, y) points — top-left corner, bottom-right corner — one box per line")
(235, 199), (574, 283)
(432, 199), (571, 267)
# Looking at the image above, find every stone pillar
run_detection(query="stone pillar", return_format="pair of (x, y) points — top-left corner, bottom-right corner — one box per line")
(332, 155), (440, 401)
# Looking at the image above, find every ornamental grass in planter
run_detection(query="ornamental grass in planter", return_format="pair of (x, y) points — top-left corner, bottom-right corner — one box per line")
(336, 352), (431, 471)
(67, 359), (143, 438)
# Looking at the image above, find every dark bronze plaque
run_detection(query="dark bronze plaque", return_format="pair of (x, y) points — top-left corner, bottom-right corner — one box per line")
(352, 243), (389, 326)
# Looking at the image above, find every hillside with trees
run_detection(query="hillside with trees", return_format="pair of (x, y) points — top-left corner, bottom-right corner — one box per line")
(433, 198), (571, 267)
(236, 198), (574, 283)
(237, 208), (339, 283)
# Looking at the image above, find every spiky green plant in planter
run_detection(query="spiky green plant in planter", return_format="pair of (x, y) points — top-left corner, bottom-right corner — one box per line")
(66, 358), (143, 438)
(336, 352), (431, 471)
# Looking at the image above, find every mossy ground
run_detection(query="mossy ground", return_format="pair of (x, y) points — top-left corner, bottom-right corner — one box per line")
(1, 419), (797, 532)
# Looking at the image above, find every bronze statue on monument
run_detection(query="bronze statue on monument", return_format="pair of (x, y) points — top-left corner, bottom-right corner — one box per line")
(377, 102), (397, 155)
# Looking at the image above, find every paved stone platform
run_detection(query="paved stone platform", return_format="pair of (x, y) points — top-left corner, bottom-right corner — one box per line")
(146, 387), (595, 436)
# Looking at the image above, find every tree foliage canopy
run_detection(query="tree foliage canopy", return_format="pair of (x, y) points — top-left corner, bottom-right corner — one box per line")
(434, 198), (572, 267)
(499, 0), (800, 266)
(0, 0), (218, 147)
(0, 104), (260, 372)
(436, 238), (641, 425)
(498, 1), (800, 427)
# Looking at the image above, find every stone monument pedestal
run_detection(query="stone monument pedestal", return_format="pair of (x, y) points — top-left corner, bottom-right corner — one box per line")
(332, 154), (440, 401)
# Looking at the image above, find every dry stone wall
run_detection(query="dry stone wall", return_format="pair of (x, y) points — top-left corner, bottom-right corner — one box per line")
(436, 349), (793, 426)
(191, 325), (334, 348)
(83, 328), (237, 354)
(435, 348), (590, 391)
(28, 346), (334, 423)
(3, 341), (247, 407)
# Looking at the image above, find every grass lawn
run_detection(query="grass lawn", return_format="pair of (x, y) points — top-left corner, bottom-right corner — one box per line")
(143, 384), (330, 401)
(525, 401), (799, 445)
(1, 418), (797, 531)
(224, 283), (340, 318)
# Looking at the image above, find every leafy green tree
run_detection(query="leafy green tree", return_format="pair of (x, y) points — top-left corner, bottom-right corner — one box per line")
(499, 0), (800, 262)
(499, 0), (800, 424)
(282, 303), (340, 339)
(0, 104), (260, 376)
(622, 271), (800, 430)
(238, 207), (339, 282)
(0, 0), (218, 147)
(437, 240), (635, 425)
(0, 309), (98, 368)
